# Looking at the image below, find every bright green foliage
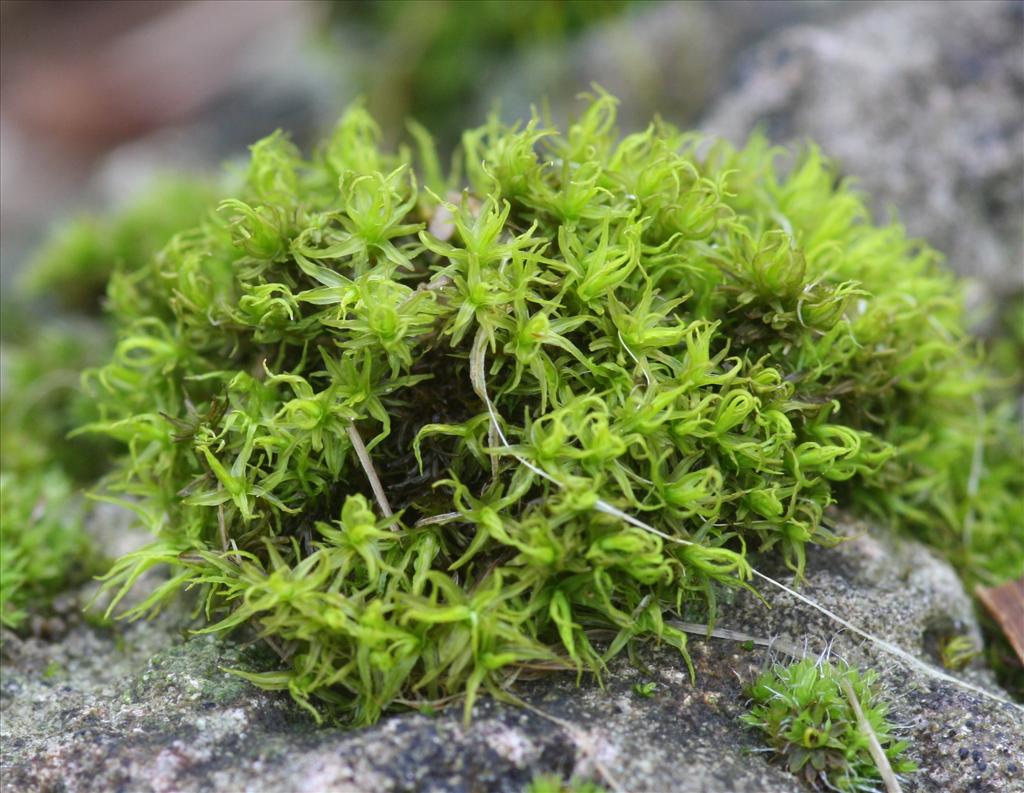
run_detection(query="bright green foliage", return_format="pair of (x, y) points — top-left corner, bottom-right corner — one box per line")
(743, 658), (916, 791)
(525, 773), (609, 793)
(81, 91), (1019, 725)
(964, 294), (1024, 588)
(633, 680), (657, 698)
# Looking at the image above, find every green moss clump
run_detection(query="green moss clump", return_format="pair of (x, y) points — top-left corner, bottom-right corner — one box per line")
(80, 91), (1020, 725)
(743, 658), (916, 791)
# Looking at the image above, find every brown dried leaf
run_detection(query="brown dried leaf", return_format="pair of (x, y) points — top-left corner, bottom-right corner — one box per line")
(976, 577), (1024, 664)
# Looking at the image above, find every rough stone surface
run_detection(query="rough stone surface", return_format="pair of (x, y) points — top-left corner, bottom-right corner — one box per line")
(3, 518), (1021, 793)
(488, 0), (848, 147)
(702, 0), (1024, 320)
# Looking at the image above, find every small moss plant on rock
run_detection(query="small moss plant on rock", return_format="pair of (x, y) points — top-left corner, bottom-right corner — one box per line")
(743, 658), (916, 791)
(525, 773), (609, 793)
(80, 90), (1021, 725)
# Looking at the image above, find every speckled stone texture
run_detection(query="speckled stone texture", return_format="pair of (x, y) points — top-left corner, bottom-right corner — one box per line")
(702, 0), (1024, 324)
(2, 517), (1021, 793)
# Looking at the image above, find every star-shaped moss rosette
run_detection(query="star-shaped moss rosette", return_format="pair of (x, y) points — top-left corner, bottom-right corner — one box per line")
(77, 90), (1021, 725)
(743, 658), (916, 791)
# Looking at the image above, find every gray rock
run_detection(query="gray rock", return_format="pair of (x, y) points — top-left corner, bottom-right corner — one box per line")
(702, 0), (1024, 320)
(3, 518), (1021, 793)
(485, 0), (849, 144)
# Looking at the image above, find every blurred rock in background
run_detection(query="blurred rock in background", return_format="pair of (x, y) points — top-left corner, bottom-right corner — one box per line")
(482, 0), (847, 140)
(702, 0), (1024, 325)
(0, 0), (337, 290)
(331, 1), (846, 149)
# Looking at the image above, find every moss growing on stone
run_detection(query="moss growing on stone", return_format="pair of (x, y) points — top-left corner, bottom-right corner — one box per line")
(70, 90), (1020, 725)
(743, 658), (916, 791)
(526, 773), (609, 793)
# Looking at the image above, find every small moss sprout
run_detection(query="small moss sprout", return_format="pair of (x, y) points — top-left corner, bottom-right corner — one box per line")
(939, 635), (980, 672)
(632, 680), (657, 698)
(525, 773), (609, 793)
(743, 657), (916, 791)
